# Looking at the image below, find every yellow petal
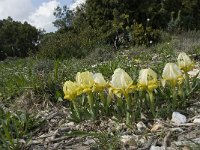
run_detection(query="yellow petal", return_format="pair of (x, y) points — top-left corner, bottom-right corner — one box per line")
(162, 63), (182, 80)
(108, 88), (115, 99)
(138, 68), (158, 91)
(138, 69), (157, 85)
(110, 68), (135, 96)
(177, 52), (194, 72)
(76, 71), (94, 86)
(111, 68), (133, 89)
(93, 73), (108, 92)
(63, 81), (80, 100)
(138, 69), (148, 85)
(75, 71), (94, 93)
(93, 73), (107, 86)
(162, 63), (183, 87)
(112, 89), (122, 98)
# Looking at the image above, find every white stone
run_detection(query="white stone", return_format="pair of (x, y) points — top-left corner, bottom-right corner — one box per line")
(136, 121), (148, 132)
(120, 135), (137, 147)
(193, 118), (200, 123)
(171, 112), (187, 124)
(188, 69), (200, 79)
(83, 138), (96, 145)
(172, 140), (200, 147)
(150, 146), (165, 150)
(66, 122), (75, 127)
(120, 135), (133, 144)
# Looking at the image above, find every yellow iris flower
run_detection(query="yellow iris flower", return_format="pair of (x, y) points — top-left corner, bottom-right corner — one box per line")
(137, 68), (158, 92)
(63, 81), (81, 100)
(93, 73), (108, 92)
(162, 63), (183, 87)
(177, 52), (194, 72)
(110, 68), (136, 97)
(75, 71), (95, 93)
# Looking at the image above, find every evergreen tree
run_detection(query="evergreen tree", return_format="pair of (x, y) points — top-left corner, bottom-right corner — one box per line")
(0, 17), (41, 60)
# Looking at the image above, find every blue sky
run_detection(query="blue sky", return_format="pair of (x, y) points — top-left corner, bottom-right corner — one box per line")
(0, 0), (84, 32)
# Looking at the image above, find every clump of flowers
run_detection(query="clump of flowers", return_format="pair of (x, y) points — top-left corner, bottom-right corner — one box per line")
(110, 68), (136, 124)
(138, 68), (158, 117)
(177, 52), (195, 93)
(63, 52), (198, 124)
(162, 63), (183, 109)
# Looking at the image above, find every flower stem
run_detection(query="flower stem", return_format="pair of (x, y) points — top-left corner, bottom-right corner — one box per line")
(148, 91), (156, 117)
(72, 100), (80, 120)
(125, 94), (131, 125)
(106, 94), (112, 115)
(87, 93), (95, 119)
(172, 86), (177, 110)
(134, 92), (140, 122)
(178, 85), (186, 107)
(184, 72), (190, 94)
(117, 97), (123, 118)
(99, 91), (106, 109)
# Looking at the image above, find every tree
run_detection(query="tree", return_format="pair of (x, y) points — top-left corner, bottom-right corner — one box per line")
(53, 6), (75, 32)
(51, 0), (200, 52)
(0, 17), (41, 60)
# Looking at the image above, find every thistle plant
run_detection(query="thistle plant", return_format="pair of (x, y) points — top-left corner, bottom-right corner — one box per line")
(137, 68), (158, 117)
(110, 68), (136, 125)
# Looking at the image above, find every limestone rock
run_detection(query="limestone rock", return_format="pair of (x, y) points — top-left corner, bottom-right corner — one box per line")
(150, 146), (165, 150)
(171, 112), (187, 124)
(193, 117), (200, 123)
(137, 121), (148, 132)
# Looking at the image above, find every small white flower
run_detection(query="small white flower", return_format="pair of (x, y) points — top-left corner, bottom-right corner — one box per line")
(147, 18), (150, 22)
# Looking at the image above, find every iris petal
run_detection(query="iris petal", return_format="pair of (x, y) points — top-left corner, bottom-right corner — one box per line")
(63, 81), (81, 100)
(138, 68), (158, 91)
(110, 68), (135, 97)
(75, 71), (94, 93)
(162, 63), (183, 87)
(177, 52), (194, 72)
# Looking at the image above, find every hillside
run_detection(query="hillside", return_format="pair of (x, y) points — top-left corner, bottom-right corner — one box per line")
(0, 31), (200, 149)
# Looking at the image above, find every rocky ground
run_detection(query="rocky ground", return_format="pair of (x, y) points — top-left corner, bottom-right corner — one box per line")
(1, 58), (200, 150)
(5, 84), (199, 150)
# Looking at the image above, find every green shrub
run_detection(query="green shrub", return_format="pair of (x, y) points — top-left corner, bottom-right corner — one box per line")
(38, 27), (101, 59)
(130, 23), (161, 46)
